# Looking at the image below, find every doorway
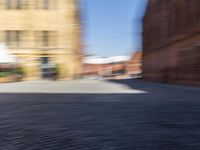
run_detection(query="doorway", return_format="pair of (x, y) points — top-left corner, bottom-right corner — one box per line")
(40, 57), (53, 79)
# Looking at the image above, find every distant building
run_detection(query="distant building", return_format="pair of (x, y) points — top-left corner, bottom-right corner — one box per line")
(83, 56), (129, 79)
(0, 0), (82, 80)
(143, 0), (200, 86)
(126, 51), (142, 76)
(83, 52), (142, 79)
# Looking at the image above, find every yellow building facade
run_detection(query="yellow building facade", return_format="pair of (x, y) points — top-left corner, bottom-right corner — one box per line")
(0, 0), (82, 80)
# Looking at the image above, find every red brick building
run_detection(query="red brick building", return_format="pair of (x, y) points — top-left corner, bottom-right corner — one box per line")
(143, 0), (200, 86)
(83, 56), (127, 78)
(83, 52), (142, 79)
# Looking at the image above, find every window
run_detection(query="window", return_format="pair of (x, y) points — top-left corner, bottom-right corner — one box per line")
(42, 31), (49, 47)
(35, 0), (56, 9)
(43, 0), (49, 9)
(16, 0), (21, 9)
(6, 0), (12, 9)
(5, 31), (22, 47)
(5, 0), (28, 9)
(35, 31), (57, 47)
(16, 31), (21, 46)
(5, 31), (11, 45)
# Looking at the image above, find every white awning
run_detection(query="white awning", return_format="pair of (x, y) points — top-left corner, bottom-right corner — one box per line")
(0, 43), (17, 63)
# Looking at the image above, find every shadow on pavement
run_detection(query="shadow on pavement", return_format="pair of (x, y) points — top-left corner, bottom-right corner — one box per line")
(0, 85), (200, 149)
(108, 78), (200, 97)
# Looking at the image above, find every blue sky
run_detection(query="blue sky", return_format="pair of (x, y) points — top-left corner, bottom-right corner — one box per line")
(84, 0), (148, 57)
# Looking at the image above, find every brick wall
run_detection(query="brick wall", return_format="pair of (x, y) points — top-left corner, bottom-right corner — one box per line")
(143, 0), (200, 86)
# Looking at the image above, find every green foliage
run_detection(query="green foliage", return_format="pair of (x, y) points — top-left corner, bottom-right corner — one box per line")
(15, 67), (24, 75)
(0, 72), (9, 77)
(0, 67), (24, 78)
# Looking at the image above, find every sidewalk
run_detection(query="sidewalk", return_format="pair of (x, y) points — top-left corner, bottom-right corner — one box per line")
(0, 79), (147, 94)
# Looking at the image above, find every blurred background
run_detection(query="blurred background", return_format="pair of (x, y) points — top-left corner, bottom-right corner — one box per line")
(0, 0), (199, 87)
(1, 1), (200, 149)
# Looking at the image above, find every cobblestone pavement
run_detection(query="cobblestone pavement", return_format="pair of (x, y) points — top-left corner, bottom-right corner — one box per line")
(0, 79), (200, 150)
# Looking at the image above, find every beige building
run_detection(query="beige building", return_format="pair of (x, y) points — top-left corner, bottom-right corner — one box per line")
(0, 0), (82, 80)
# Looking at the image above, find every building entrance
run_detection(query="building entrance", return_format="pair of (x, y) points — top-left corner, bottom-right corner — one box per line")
(40, 57), (54, 79)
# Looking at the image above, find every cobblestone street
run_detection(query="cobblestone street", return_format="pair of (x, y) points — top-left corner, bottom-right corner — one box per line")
(0, 79), (200, 149)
